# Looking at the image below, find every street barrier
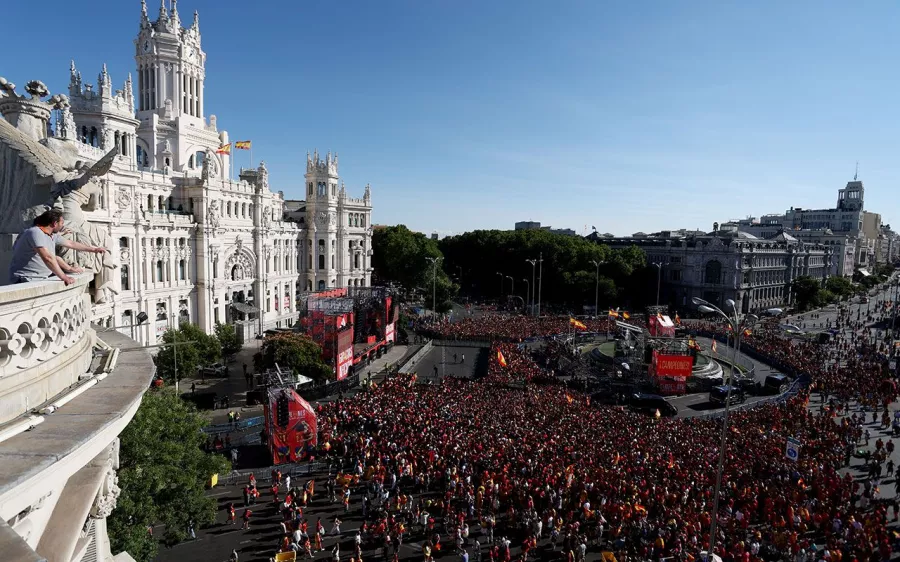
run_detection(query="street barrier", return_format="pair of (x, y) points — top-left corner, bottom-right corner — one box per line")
(224, 461), (330, 486)
(202, 415), (265, 435)
(399, 341), (433, 374)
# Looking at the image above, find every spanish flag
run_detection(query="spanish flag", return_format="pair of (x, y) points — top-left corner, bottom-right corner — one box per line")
(570, 317), (587, 330)
(497, 350), (507, 367)
(743, 328), (752, 337)
(622, 311), (630, 320)
(216, 143), (231, 155)
(235, 140), (252, 150)
(657, 312), (664, 320)
(608, 309), (619, 318)
(566, 393), (574, 404)
(674, 313), (681, 325)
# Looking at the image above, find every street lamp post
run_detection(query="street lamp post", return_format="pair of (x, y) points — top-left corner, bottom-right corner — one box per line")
(693, 297), (779, 557)
(653, 262), (663, 307)
(523, 278), (530, 313)
(506, 275), (514, 298)
(526, 259), (537, 316)
(591, 260), (604, 318)
(537, 252), (544, 318)
(426, 257), (442, 316)
(496, 272), (504, 299)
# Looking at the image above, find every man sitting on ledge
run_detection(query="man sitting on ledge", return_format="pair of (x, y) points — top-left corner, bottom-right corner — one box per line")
(8, 209), (106, 286)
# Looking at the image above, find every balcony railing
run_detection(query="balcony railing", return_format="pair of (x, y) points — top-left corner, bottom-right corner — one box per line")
(0, 275), (93, 425)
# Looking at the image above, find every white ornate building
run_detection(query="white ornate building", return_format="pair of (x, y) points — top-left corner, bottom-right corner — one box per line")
(67, 0), (373, 342)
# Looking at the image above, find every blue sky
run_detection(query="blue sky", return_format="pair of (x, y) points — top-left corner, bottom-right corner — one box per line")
(4, 1), (900, 236)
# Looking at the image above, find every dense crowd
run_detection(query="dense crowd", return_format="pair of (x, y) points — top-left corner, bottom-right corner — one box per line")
(253, 295), (900, 562)
(421, 315), (619, 342)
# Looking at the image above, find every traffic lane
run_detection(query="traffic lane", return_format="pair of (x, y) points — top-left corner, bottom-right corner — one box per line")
(413, 345), (488, 382)
(693, 337), (779, 385)
(668, 391), (771, 419)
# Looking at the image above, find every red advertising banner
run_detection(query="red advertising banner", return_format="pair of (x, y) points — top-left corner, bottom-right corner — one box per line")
(655, 354), (693, 378)
(653, 352), (691, 396)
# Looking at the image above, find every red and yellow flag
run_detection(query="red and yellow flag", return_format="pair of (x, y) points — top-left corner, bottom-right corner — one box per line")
(497, 350), (507, 367)
(657, 311), (664, 320)
(608, 309), (619, 318)
(569, 317), (587, 330)
(622, 311), (630, 320)
(216, 143), (232, 155)
(743, 328), (752, 337)
(234, 140), (252, 150)
(566, 393), (574, 404)
(674, 313), (681, 325)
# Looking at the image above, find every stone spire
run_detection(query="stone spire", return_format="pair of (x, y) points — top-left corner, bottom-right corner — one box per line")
(69, 60), (82, 96)
(140, 0), (149, 27)
(170, 0), (180, 26)
(192, 10), (200, 31)
(157, 0), (168, 26)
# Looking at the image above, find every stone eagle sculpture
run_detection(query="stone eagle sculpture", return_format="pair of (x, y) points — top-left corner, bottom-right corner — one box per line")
(0, 105), (118, 301)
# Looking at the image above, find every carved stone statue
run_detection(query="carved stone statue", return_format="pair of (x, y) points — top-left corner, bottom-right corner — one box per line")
(56, 175), (120, 303)
(257, 161), (269, 191)
(261, 206), (271, 228)
(201, 150), (218, 183)
(208, 199), (220, 229)
(115, 186), (131, 215)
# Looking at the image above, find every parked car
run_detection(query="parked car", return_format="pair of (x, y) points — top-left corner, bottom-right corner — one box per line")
(759, 373), (790, 395)
(201, 363), (228, 377)
(709, 385), (747, 406)
(627, 393), (678, 417)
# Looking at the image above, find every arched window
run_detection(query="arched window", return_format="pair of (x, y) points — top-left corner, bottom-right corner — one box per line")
(705, 260), (722, 285)
(121, 265), (130, 291)
(355, 253), (360, 269)
(81, 126), (88, 144)
(155, 260), (164, 282)
(188, 154), (194, 168)
(348, 214), (352, 227)
(136, 145), (148, 168)
(158, 196), (164, 211)
(318, 280), (326, 291)
(90, 127), (98, 147)
(231, 264), (243, 281)
(360, 214), (365, 227)
(226, 201), (232, 216)
(178, 259), (186, 280)
(318, 254), (325, 270)
(241, 203), (246, 217)
(195, 151), (205, 170)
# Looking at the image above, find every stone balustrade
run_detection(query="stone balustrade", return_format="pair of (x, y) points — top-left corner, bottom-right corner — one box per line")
(0, 274), (93, 425)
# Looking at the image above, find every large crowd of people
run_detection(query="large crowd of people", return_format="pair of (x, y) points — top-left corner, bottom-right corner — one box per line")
(252, 295), (900, 562)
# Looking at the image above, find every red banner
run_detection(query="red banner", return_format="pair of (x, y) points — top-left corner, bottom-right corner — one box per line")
(655, 353), (693, 378)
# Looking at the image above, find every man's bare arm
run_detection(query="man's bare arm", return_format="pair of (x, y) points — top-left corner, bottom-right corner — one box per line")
(36, 247), (74, 285)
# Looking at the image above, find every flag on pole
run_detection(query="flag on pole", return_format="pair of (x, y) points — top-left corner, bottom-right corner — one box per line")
(608, 309), (619, 318)
(657, 311), (664, 320)
(674, 313), (681, 325)
(497, 350), (507, 367)
(712, 340), (717, 353)
(743, 328), (752, 337)
(622, 311), (630, 320)
(569, 317), (587, 330)
(234, 140), (252, 150)
(216, 143), (232, 155)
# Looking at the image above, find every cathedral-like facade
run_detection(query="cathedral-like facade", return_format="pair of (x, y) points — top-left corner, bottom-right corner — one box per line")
(65, 0), (373, 343)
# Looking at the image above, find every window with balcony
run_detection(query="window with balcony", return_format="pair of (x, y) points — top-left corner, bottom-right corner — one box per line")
(705, 260), (722, 284)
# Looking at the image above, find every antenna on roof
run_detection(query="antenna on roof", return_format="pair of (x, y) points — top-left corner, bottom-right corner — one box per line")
(854, 161), (859, 181)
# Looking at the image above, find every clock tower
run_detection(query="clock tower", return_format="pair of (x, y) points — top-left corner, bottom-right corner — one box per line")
(134, 0), (224, 175)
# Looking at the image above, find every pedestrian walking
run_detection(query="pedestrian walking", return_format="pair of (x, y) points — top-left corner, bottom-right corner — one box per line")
(241, 508), (252, 530)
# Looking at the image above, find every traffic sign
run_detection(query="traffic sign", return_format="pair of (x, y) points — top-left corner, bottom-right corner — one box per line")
(785, 437), (801, 462)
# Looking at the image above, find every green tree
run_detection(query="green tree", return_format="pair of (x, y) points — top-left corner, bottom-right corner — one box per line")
(155, 323), (221, 384)
(825, 276), (854, 300)
(214, 322), (242, 357)
(438, 229), (647, 309)
(372, 225), (457, 311)
(253, 332), (333, 383)
(108, 390), (230, 561)
(791, 276), (824, 311)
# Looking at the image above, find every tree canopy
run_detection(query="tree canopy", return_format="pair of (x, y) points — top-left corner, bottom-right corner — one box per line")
(108, 389), (230, 561)
(372, 225), (457, 312)
(438, 229), (649, 310)
(155, 322), (222, 383)
(214, 322), (242, 358)
(791, 276), (826, 311)
(253, 332), (333, 383)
